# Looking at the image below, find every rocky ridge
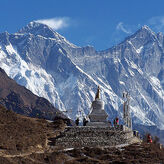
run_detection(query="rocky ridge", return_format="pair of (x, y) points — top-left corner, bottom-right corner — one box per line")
(0, 67), (64, 119)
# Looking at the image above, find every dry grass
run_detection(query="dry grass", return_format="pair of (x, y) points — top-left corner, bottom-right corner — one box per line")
(0, 105), (51, 153)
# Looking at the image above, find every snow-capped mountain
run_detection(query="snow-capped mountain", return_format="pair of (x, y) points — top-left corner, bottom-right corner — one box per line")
(0, 22), (164, 130)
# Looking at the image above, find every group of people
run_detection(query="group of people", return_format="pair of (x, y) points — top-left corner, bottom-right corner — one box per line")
(108, 117), (119, 127)
(75, 117), (88, 126)
(75, 117), (120, 127)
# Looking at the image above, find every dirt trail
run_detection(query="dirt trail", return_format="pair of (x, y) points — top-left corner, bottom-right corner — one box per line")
(0, 149), (44, 158)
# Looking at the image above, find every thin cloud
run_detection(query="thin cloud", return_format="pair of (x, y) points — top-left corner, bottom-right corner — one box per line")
(35, 17), (70, 30)
(147, 16), (164, 32)
(116, 22), (132, 34)
(111, 22), (141, 47)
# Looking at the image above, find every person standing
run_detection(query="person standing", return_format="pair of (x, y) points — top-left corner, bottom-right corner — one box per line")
(75, 118), (79, 126)
(83, 117), (88, 126)
(113, 117), (119, 127)
(147, 134), (152, 143)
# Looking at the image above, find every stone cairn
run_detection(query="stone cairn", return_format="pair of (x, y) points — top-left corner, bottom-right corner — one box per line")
(54, 86), (140, 148)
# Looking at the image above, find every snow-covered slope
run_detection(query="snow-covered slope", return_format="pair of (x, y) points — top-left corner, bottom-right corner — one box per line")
(0, 22), (164, 129)
(0, 35), (65, 111)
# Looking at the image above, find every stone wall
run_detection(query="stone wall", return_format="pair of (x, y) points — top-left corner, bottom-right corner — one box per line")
(54, 126), (138, 148)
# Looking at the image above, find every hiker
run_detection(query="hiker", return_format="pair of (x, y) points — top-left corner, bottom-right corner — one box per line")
(83, 117), (88, 126)
(113, 117), (119, 127)
(116, 117), (119, 125)
(75, 118), (79, 126)
(147, 134), (152, 143)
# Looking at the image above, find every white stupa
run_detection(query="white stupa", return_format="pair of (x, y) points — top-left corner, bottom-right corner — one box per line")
(87, 86), (109, 127)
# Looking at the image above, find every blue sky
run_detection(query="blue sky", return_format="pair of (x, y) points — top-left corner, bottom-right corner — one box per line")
(1, 0), (164, 50)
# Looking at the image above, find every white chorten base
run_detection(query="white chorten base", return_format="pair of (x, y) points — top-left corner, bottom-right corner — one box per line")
(87, 121), (110, 127)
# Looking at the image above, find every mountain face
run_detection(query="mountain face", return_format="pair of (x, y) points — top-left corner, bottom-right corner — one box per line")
(0, 67), (64, 119)
(0, 22), (164, 130)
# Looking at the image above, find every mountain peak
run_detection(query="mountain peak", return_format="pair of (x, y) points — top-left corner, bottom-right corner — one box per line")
(19, 21), (51, 32)
(18, 21), (61, 39)
(17, 21), (77, 48)
(124, 25), (157, 44)
(141, 25), (151, 31)
(139, 25), (156, 36)
(26, 21), (46, 28)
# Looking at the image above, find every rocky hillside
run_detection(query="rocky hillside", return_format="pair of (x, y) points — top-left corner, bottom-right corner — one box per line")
(0, 104), (163, 164)
(0, 104), (53, 153)
(0, 67), (64, 120)
(1, 143), (164, 164)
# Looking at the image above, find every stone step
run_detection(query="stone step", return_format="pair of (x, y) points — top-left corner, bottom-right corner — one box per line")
(58, 130), (133, 139)
(55, 135), (128, 146)
(64, 126), (126, 132)
(55, 137), (129, 148)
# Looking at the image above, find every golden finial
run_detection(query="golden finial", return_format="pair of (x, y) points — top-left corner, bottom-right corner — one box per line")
(95, 86), (100, 100)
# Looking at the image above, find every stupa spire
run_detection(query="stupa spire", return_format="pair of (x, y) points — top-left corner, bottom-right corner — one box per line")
(95, 86), (100, 100)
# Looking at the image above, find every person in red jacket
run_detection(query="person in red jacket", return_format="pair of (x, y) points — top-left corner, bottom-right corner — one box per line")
(116, 117), (119, 125)
(147, 134), (152, 143)
(113, 117), (119, 127)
